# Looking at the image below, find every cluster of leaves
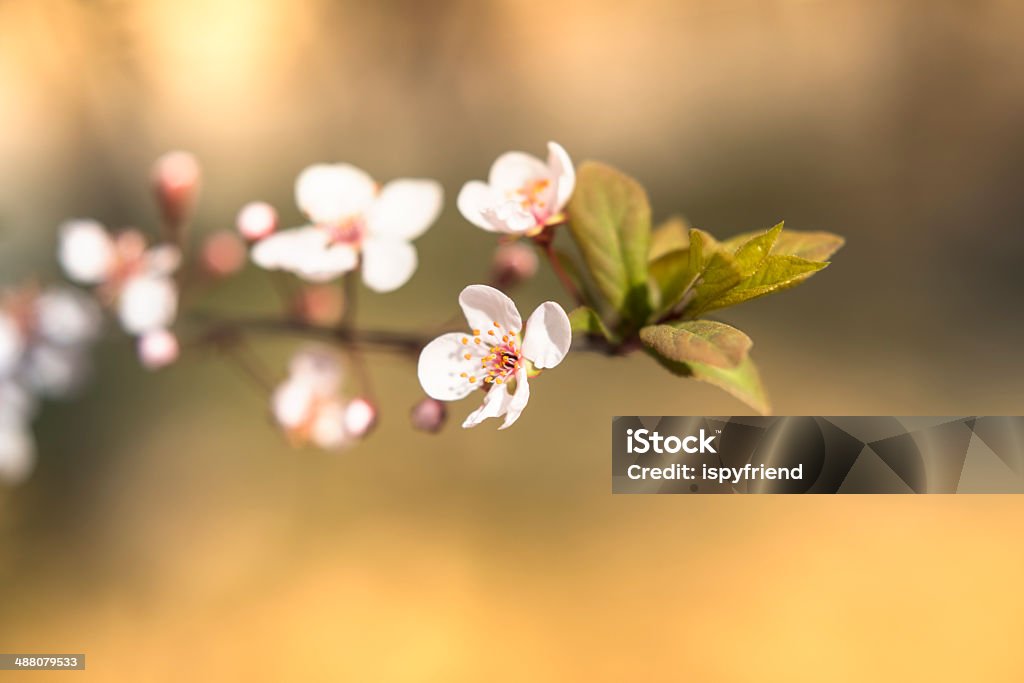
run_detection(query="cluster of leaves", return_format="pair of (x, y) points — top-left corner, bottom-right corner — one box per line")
(561, 161), (844, 414)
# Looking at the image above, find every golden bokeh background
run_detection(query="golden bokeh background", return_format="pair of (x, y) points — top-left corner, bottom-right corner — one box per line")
(2, 1), (1024, 680)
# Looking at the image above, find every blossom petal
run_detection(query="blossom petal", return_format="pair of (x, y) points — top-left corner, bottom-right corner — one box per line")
(522, 301), (572, 369)
(361, 236), (417, 293)
(145, 245), (183, 276)
(295, 163), (377, 224)
(0, 382), (36, 424)
(366, 179), (443, 240)
(456, 181), (501, 231)
(272, 377), (314, 430)
(297, 243), (359, 282)
(547, 141), (575, 212)
(0, 313), (25, 378)
(21, 343), (87, 398)
(118, 275), (178, 335)
(458, 284), (522, 335)
(288, 346), (343, 396)
(489, 151), (548, 194)
(462, 383), (513, 428)
(58, 219), (115, 284)
(252, 227), (357, 282)
(35, 288), (101, 347)
(311, 400), (349, 450)
(499, 368), (531, 430)
(251, 227), (315, 269)
(418, 332), (487, 401)
(480, 201), (540, 235)
(0, 420), (34, 485)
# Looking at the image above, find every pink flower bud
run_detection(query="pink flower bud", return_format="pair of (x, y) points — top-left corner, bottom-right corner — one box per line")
(138, 329), (179, 370)
(410, 397), (447, 433)
(290, 285), (344, 326)
(200, 230), (246, 278)
(152, 151), (201, 236)
(236, 201), (278, 241)
(491, 243), (538, 288)
(344, 397), (377, 438)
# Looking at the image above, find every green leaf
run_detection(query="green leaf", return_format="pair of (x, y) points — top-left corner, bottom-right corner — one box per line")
(648, 350), (771, 415)
(639, 321), (752, 368)
(648, 248), (697, 314)
(689, 251), (743, 313)
(649, 215), (691, 260)
(568, 306), (614, 341)
(698, 255), (828, 314)
(732, 222), (783, 277)
(566, 161), (651, 324)
(687, 356), (770, 415)
(723, 229), (844, 261)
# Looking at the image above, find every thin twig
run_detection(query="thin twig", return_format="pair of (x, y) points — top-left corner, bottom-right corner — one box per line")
(189, 311), (618, 357)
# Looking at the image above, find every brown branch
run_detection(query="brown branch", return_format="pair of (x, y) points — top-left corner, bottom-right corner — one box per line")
(189, 312), (619, 357)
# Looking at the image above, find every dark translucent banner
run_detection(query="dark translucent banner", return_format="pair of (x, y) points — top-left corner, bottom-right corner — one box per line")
(612, 417), (1024, 494)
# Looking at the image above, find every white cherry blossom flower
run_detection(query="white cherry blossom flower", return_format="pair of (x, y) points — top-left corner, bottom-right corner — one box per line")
(271, 347), (373, 450)
(0, 286), (101, 398)
(58, 221), (180, 337)
(417, 285), (571, 429)
(0, 381), (36, 485)
(252, 164), (443, 292)
(457, 142), (575, 236)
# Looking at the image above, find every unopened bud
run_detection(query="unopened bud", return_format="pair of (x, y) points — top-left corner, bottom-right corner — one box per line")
(236, 201), (278, 241)
(138, 329), (179, 370)
(201, 230), (246, 278)
(491, 243), (538, 288)
(152, 151), (201, 239)
(344, 397), (377, 438)
(410, 397), (447, 433)
(290, 284), (344, 326)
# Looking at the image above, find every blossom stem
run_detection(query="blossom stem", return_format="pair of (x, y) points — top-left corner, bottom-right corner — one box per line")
(339, 268), (376, 400)
(530, 229), (584, 306)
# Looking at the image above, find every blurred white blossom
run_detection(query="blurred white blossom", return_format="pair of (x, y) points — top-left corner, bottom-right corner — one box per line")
(1, 285), (101, 398)
(271, 347), (374, 450)
(0, 381), (36, 485)
(252, 164), (443, 292)
(58, 221), (180, 358)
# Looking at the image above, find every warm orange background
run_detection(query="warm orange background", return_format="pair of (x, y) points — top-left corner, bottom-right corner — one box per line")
(1, 1), (1023, 680)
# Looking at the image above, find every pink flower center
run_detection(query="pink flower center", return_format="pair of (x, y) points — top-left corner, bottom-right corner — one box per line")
(516, 178), (553, 224)
(323, 217), (366, 247)
(457, 320), (522, 388)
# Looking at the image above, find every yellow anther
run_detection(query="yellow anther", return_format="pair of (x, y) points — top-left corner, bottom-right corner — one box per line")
(474, 338), (481, 344)
(468, 376), (476, 383)
(461, 337), (468, 344)
(488, 330), (495, 336)
(464, 353), (471, 360)
(495, 379), (503, 385)
(460, 372), (467, 378)
(493, 321), (500, 327)
(502, 336), (508, 342)
(472, 329), (480, 336)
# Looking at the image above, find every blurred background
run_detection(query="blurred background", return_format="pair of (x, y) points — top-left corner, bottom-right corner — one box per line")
(2, 0), (1024, 680)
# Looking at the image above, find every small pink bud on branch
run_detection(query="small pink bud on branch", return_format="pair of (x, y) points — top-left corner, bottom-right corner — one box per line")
(236, 201), (278, 241)
(491, 243), (539, 289)
(410, 397), (447, 433)
(200, 230), (246, 278)
(152, 151), (201, 243)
